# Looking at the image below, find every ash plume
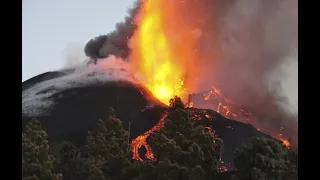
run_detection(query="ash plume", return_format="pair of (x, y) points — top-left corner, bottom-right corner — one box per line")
(84, 1), (141, 60)
(83, 0), (298, 138)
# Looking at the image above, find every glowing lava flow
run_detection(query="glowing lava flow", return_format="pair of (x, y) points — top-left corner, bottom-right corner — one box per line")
(282, 139), (290, 147)
(130, 112), (168, 161)
(188, 85), (292, 147)
(130, 109), (217, 161)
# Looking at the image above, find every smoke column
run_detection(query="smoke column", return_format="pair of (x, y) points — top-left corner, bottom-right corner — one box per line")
(84, 1), (141, 60)
(84, 0), (298, 137)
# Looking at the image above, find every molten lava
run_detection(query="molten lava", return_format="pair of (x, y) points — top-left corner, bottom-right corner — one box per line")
(131, 112), (168, 161)
(188, 85), (292, 147)
(130, 109), (216, 161)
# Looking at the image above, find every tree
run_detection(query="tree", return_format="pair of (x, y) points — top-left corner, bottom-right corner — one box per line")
(233, 137), (298, 180)
(283, 140), (298, 180)
(54, 141), (87, 180)
(139, 96), (224, 180)
(22, 118), (62, 180)
(84, 107), (132, 180)
(169, 96), (185, 110)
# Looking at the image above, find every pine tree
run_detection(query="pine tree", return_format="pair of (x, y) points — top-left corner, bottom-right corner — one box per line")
(22, 118), (62, 180)
(233, 137), (298, 180)
(55, 141), (87, 180)
(85, 107), (132, 180)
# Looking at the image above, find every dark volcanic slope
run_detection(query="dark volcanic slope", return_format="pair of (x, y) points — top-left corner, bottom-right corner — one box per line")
(22, 71), (270, 166)
(22, 69), (75, 91)
(188, 109), (270, 164)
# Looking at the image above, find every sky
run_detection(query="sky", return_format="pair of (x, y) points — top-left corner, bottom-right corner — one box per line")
(22, 0), (135, 81)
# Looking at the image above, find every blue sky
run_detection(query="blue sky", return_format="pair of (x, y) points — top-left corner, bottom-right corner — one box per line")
(22, 0), (135, 81)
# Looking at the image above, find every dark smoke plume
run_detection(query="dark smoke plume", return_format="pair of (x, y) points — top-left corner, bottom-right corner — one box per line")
(84, 1), (141, 60)
(84, 0), (298, 140)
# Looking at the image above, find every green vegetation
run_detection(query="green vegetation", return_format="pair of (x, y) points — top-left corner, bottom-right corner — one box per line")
(22, 97), (297, 180)
(146, 96), (224, 180)
(232, 137), (298, 180)
(22, 118), (62, 180)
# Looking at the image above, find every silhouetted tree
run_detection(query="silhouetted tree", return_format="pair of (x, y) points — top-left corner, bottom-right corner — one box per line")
(283, 140), (298, 180)
(22, 118), (62, 180)
(85, 107), (132, 180)
(233, 137), (298, 180)
(55, 141), (87, 180)
(169, 96), (185, 110)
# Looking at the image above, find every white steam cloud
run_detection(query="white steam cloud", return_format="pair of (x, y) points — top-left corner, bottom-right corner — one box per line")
(266, 49), (298, 118)
(62, 43), (88, 68)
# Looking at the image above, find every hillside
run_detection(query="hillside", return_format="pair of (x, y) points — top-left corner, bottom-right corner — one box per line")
(22, 70), (271, 167)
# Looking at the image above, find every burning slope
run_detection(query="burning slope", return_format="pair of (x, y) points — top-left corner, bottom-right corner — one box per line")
(22, 71), (274, 168)
(131, 107), (218, 162)
(187, 85), (295, 147)
(130, 104), (290, 162)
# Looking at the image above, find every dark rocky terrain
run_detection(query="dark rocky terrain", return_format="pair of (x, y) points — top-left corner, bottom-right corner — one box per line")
(22, 70), (271, 166)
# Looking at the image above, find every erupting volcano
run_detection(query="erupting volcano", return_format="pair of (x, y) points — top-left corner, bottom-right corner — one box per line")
(120, 0), (297, 161)
(22, 0), (298, 171)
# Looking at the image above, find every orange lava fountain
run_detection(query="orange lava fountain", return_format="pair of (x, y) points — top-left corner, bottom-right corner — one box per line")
(130, 0), (200, 105)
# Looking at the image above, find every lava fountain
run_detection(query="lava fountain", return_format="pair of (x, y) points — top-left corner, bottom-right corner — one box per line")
(129, 0), (201, 105)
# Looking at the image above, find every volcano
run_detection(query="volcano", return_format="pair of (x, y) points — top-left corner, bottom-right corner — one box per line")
(22, 69), (272, 169)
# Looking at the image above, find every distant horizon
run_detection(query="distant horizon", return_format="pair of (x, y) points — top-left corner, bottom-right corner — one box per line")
(22, 0), (135, 81)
